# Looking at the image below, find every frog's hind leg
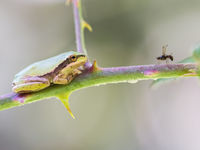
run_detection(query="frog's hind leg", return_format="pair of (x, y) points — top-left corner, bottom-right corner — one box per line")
(13, 77), (50, 93)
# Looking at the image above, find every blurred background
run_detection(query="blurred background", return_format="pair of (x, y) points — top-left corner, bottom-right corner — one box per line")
(1, 0), (200, 150)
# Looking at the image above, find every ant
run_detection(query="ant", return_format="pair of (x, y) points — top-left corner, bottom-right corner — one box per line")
(156, 45), (173, 63)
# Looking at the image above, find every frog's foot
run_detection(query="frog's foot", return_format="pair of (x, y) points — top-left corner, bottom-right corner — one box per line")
(53, 69), (81, 85)
(12, 77), (50, 93)
(53, 74), (73, 84)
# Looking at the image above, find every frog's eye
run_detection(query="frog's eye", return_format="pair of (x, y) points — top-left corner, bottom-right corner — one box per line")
(70, 55), (77, 62)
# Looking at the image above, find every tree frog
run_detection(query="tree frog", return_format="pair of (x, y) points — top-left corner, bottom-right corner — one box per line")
(12, 51), (87, 93)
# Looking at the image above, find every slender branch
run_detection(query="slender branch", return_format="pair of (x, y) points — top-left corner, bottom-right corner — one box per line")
(72, 0), (87, 55)
(0, 63), (198, 111)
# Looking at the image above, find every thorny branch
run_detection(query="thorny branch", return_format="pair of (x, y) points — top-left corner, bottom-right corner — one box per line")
(0, 0), (199, 117)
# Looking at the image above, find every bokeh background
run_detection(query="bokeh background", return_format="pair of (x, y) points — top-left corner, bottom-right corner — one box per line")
(1, 0), (200, 150)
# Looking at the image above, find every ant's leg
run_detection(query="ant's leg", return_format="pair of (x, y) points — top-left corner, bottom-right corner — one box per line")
(157, 60), (162, 65)
(166, 59), (169, 64)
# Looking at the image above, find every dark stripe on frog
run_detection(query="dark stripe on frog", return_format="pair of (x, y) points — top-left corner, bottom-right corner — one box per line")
(78, 55), (85, 57)
(42, 57), (71, 81)
(53, 58), (71, 75)
(40, 54), (85, 81)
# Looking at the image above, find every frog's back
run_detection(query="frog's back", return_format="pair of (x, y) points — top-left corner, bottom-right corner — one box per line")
(14, 51), (77, 81)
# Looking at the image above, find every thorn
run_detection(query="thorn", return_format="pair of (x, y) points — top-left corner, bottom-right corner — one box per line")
(58, 94), (76, 119)
(65, 0), (72, 5)
(67, 0), (79, 7)
(91, 60), (100, 72)
(82, 20), (93, 32)
(93, 60), (98, 68)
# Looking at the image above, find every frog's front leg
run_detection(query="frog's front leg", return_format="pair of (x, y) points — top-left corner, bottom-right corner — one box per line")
(12, 76), (50, 93)
(53, 69), (81, 85)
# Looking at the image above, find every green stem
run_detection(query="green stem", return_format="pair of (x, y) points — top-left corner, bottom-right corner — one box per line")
(0, 63), (198, 111)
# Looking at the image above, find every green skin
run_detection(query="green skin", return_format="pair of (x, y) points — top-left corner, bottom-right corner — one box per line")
(12, 51), (87, 93)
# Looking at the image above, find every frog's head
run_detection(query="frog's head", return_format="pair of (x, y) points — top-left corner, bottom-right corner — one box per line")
(65, 53), (88, 71)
